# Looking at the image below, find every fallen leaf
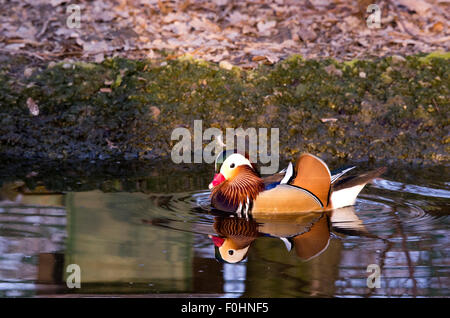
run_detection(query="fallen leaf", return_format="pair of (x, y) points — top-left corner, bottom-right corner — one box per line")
(397, 0), (433, 15)
(219, 60), (233, 70)
(252, 56), (267, 62)
(26, 171), (39, 178)
(4, 43), (26, 50)
(321, 118), (338, 123)
(228, 11), (249, 25)
(324, 64), (343, 77)
(26, 97), (39, 116)
(50, 0), (66, 7)
(106, 138), (118, 149)
(24, 68), (33, 78)
(257, 20), (276, 34)
(83, 41), (109, 54)
(430, 21), (444, 33)
(94, 53), (104, 63)
(297, 26), (318, 42)
(150, 106), (161, 120)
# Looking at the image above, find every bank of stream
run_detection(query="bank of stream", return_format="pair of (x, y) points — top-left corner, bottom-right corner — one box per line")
(0, 52), (448, 166)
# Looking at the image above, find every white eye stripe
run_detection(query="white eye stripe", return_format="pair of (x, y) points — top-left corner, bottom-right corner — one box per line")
(220, 154), (252, 174)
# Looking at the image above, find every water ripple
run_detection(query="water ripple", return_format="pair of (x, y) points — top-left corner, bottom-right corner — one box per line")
(372, 179), (450, 199)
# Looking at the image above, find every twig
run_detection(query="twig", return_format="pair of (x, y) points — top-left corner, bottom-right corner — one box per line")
(36, 18), (56, 39)
(432, 98), (441, 114)
(0, 49), (46, 60)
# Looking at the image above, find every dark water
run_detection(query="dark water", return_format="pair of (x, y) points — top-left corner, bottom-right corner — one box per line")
(0, 162), (448, 297)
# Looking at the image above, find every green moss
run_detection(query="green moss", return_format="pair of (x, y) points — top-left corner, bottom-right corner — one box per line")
(0, 52), (448, 164)
(417, 51), (450, 63)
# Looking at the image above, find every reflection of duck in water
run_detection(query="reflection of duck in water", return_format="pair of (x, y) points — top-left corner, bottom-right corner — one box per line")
(211, 207), (369, 263)
(210, 216), (259, 263)
(209, 150), (386, 218)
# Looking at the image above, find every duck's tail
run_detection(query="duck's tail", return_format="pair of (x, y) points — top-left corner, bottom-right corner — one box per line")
(330, 167), (387, 209)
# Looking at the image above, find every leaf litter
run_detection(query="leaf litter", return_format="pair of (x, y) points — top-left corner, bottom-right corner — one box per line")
(0, 0), (448, 67)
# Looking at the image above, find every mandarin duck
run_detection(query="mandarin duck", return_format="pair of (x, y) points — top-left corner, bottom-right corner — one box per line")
(209, 150), (386, 218)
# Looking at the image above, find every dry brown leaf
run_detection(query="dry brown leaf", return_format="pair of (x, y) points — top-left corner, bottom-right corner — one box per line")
(24, 67), (33, 78)
(396, 0), (433, 15)
(252, 56), (267, 62)
(150, 106), (161, 120)
(50, 0), (66, 7)
(324, 64), (343, 77)
(83, 41), (109, 54)
(219, 60), (233, 70)
(0, 0), (447, 67)
(297, 27), (318, 42)
(106, 138), (119, 149)
(321, 118), (338, 123)
(257, 20), (276, 34)
(430, 22), (444, 33)
(26, 97), (39, 116)
(94, 53), (104, 63)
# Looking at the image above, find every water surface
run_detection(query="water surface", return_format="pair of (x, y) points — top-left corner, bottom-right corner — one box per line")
(0, 162), (448, 297)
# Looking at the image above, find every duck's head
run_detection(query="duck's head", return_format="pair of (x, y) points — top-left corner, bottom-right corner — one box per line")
(210, 216), (259, 263)
(209, 150), (255, 190)
(209, 150), (264, 214)
(210, 235), (250, 263)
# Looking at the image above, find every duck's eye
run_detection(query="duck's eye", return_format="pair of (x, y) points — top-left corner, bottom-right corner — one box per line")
(230, 163), (235, 169)
(228, 250), (234, 256)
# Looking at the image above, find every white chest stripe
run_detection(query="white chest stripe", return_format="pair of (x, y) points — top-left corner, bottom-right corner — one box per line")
(236, 202), (243, 217)
(236, 196), (251, 219)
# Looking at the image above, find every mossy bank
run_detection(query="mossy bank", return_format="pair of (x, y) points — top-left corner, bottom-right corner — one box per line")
(0, 52), (448, 167)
